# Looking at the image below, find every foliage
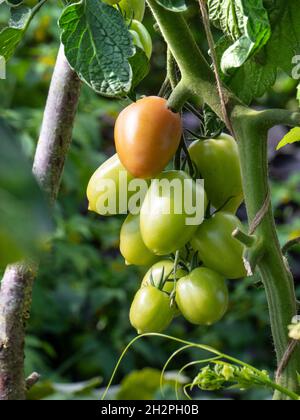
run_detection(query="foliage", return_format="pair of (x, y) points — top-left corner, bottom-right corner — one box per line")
(212, 0), (300, 103)
(0, 117), (52, 266)
(208, 0), (271, 74)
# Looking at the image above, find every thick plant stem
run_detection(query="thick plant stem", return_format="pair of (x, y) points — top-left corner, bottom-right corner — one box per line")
(0, 44), (81, 400)
(232, 108), (300, 398)
(147, 0), (239, 119)
(147, 0), (300, 399)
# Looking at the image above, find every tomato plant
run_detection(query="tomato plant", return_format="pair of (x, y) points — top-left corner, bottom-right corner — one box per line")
(2, 0), (300, 401)
(87, 154), (136, 215)
(189, 134), (243, 213)
(140, 170), (206, 255)
(129, 286), (175, 333)
(176, 267), (229, 326)
(114, 97), (182, 178)
(191, 212), (247, 279)
(120, 213), (158, 266)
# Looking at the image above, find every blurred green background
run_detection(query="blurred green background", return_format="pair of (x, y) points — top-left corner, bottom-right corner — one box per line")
(0, 2), (300, 400)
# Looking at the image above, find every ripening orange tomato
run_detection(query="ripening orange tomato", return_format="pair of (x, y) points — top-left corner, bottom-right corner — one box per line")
(114, 96), (182, 178)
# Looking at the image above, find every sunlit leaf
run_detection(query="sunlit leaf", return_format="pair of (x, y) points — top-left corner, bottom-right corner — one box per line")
(276, 127), (300, 150)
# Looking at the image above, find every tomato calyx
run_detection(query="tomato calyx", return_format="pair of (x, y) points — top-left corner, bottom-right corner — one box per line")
(147, 253), (188, 312)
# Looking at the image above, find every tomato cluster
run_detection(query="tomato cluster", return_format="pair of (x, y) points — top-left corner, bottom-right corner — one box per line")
(87, 95), (246, 334)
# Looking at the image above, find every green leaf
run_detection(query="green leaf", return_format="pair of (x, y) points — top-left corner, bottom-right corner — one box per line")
(213, 0), (300, 104)
(276, 127), (300, 151)
(208, 0), (271, 73)
(297, 83), (300, 107)
(59, 0), (135, 97)
(155, 0), (187, 12)
(0, 5), (31, 60)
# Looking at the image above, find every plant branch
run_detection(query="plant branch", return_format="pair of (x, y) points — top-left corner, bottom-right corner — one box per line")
(0, 44), (81, 400)
(256, 109), (300, 131)
(0, 263), (36, 400)
(233, 229), (265, 276)
(232, 229), (256, 248)
(198, 0), (234, 135)
(282, 237), (300, 255)
(33, 45), (81, 205)
(167, 47), (178, 89)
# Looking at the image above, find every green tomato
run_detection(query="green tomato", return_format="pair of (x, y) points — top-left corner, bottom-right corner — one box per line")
(129, 286), (175, 333)
(191, 212), (246, 279)
(141, 260), (187, 294)
(118, 0), (145, 21)
(176, 267), (229, 326)
(189, 133), (243, 213)
(129, 20), (152, 60)
(120, 213), (158, 266)
(87, 154), (147, 216)
(140, 171), (207, 255)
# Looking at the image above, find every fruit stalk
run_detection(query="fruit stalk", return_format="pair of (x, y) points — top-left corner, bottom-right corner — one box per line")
(0, 45), (81, 400)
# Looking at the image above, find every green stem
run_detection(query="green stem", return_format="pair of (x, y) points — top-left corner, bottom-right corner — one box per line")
(147, 0), (239, 120)
(146, 0), (300, 399)
(232, 107), (300, 399)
